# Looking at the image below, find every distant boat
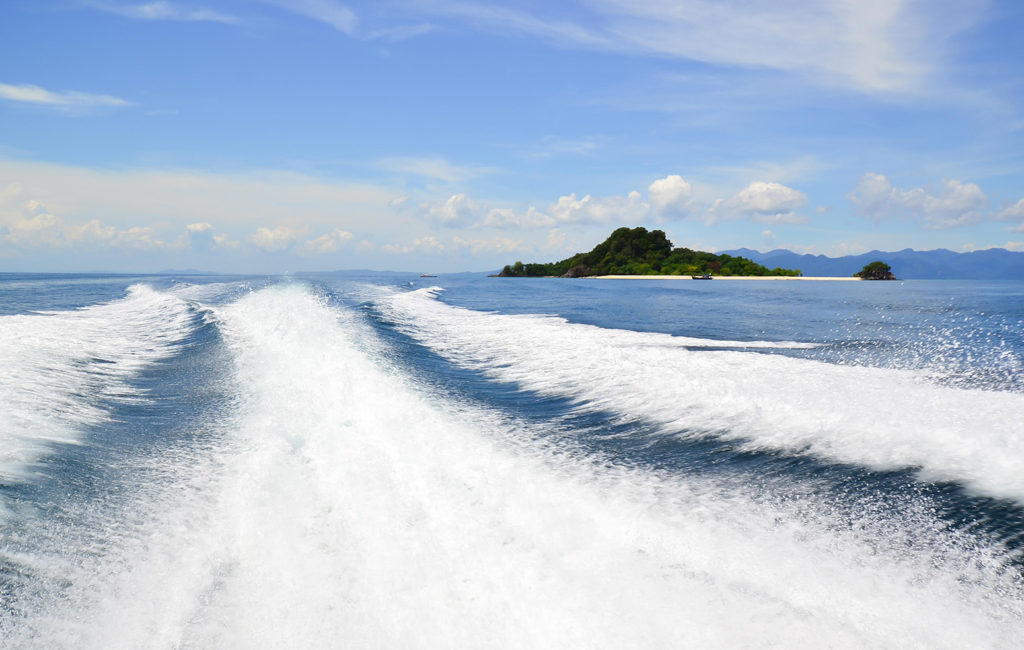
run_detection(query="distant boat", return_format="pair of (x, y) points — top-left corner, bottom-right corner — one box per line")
(691, 274), (713, 280)
(420, 273), (437, 278)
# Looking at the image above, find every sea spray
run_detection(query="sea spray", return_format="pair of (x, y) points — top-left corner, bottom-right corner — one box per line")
(0, 284), (199, 483)
(380, 285), (1024, 503)
(7, 283), (1024, 647)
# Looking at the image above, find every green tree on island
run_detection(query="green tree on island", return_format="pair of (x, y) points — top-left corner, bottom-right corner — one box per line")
(499, 227), (801, 277)
(854, 261), (897, 280)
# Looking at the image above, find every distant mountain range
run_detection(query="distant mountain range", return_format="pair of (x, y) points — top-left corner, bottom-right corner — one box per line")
(718, 247), (1024, 279)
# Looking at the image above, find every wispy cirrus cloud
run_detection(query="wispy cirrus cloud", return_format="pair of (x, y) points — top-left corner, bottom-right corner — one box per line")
(261, 0), (357, 34)
(0, 82), (133, 109)
(84, 1), (238, 24)
(419, 0), (984, 94)
(365, 23), (437, 42)
(375, 156), (498, 183)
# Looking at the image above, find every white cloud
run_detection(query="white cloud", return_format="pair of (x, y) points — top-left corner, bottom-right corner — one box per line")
(998, 199), (1024, 230)
(261, 0), (357, 34)
(384, 235), (447, 255)
(526, 136), (601, 158)
(0, 195), (168, 252)
(481, 206), (555, 229)
(545, 228), (567, 250)
(0, 159), (398, 231)
(847, 173), (988, 229)
(422, 194), (558, 230)
(304, 229), (354, 254)
(248, 226), (301, 252)
(85, 1), (238, 23)
(0, 82), (133, 109)
(425, 193), (485, 227)
(549, 190), (650, 225)
(707, 181), (808, 224)
(366, 23), (436, 41)
(213, 233), (240, 249)
(375, 157), (497, 183)
(425, 0), (977, 93)
(452, 236), (526, 254)
(648, 174), (693, 217)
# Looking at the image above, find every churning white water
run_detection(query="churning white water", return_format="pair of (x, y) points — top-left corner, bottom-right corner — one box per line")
(0, 285), (196, 484)
(4, 284), (1022, 648)
(381, 286), (1024, 503)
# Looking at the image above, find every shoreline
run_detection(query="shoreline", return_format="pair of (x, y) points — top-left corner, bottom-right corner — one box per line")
(589, 275), (863, 281)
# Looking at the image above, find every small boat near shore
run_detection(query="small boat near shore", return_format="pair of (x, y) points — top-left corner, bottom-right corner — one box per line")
(691, 274), (713, 280)
(420, 273), (437, 278)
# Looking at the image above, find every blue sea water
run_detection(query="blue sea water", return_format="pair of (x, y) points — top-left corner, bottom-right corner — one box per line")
(1, 272), (1023, 647)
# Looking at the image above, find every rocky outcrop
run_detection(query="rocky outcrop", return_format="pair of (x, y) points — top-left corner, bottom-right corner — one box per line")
(561, 264), (592, 278)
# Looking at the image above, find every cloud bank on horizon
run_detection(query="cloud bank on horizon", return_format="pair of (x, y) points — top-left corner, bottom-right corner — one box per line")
(1, 0), (1023, 272)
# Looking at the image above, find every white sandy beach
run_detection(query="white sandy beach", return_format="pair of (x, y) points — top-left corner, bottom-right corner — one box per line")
(591, 275), (863, 281)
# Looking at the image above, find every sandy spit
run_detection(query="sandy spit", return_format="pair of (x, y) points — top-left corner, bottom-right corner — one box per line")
(589, 275), (863, 281)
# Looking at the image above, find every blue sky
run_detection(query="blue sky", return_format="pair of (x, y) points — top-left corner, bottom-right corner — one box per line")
(2, 0), (1024, 272)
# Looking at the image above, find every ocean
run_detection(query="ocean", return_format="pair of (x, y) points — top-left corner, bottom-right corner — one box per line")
(1, 272), (1023, 648)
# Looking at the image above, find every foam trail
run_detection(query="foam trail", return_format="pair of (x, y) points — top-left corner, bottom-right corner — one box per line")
(381, 286), (1024, 502)
(7, 284), (1023, 648)
(0, 284), (198, 483)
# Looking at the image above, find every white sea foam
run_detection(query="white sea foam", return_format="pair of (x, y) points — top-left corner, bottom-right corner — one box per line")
(8, 284), (1023, 648)
(0, 284), (197, 482)
(381, 286), (1024, 503)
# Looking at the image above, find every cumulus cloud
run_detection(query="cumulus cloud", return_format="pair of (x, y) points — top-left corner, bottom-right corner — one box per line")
(0, 193), (167, 251)
(213, 233), (240, 249)
(0, 82), (133, 109)
(304, 229), (354, 254)
(648, 174), (694, 217)
(425, 193), (485, 227)
(999, 199), (1024, 220)
(423, 194), (558, 230)
(183, 221), (217, 252)
(248, 225), (301, 252)
(549, 190), (650, 225)
(481, 206), (555, 229)
(998, 199), (1024, 231)
(707, 181), (808, 225)
(847, 173), (988, 228)
(413, 235), (445, 253)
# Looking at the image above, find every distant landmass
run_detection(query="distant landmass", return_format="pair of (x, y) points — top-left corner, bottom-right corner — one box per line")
(499, 227), (800, 277)
(720, 247), (1024, 280)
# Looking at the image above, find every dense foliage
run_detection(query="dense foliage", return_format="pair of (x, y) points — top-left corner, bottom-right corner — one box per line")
(855, 260), (896, 280)
(499, 227), (801, 277)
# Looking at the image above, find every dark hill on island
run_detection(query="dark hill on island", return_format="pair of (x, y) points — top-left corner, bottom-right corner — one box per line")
(720, 247), (1024, 280)
(499, 227), (801, 277)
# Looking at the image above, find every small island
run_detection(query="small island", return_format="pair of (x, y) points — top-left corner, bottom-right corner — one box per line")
(499, 227), (801, 278)
(854, 261), (897, 280)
